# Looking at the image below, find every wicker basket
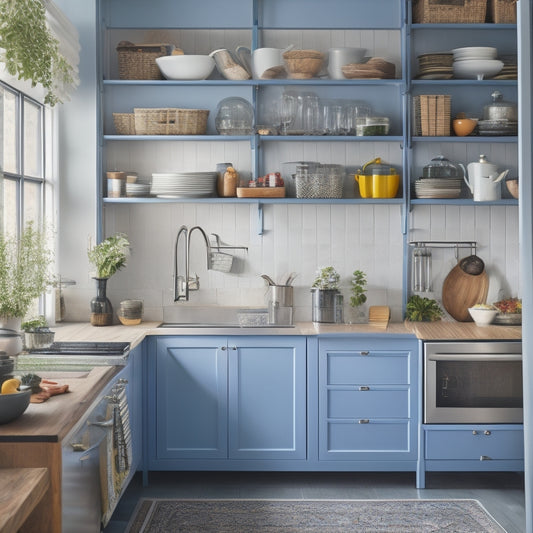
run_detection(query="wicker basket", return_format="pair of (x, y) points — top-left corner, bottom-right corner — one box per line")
(113, 113), (136, 135)
(116, 41), (174, 80)
(413, 95), (451, 136)
(488, 0), (517, 23)
(413, 0), (488, 23)
(133, 108), (209, 135)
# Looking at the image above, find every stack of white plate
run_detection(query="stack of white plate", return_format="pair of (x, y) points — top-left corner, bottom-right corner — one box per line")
(126, 181), (151, 197)
(151, 172), (217, 198)
(414, 178), (463, 199)
(452, 47), (503, 80)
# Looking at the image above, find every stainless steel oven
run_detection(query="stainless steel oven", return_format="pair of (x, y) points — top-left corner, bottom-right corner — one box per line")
(424, 341), (523, 424)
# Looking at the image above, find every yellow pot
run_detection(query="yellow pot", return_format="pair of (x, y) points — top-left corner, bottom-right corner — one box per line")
(355, 157), (400, 199)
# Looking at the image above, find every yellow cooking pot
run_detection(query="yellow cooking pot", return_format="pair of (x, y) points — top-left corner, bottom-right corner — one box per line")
(355, 157), (400, 199)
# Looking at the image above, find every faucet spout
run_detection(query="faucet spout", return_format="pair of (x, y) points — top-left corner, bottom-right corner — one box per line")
(174, 225), (212, 301)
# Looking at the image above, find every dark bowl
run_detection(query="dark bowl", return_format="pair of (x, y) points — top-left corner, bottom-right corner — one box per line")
(0, 389), (31, 424)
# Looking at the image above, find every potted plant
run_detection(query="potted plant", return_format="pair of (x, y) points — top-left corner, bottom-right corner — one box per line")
(311, 266), (342, 323)
(349, 269), (368, 323)
(87, 233), (130, 326)
(0, 0), (75, 106)
(21, 315), (55, 350)
(0, 222), (53, 329)
(405, 295), (444, 322)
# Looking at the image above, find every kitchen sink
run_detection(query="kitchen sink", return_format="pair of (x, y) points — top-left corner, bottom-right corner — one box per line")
(158, 323), (295, 328)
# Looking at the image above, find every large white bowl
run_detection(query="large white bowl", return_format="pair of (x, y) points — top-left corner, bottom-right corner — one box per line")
(155, 55), (216, 80)
(452, 47), (498, 60)
(453, 59), (503, 80)
(468, 307), (499, 326)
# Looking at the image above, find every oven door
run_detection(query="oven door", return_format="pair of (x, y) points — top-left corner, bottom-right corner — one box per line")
(424, 342), (523, 424)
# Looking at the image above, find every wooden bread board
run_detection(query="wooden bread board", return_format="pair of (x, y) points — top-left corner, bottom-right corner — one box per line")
(236, 187), (285, 198)
(442, 264), (489, 322)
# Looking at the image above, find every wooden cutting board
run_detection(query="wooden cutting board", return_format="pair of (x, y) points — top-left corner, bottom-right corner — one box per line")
(442, 264), (489, 322)
(236, 187), (285, 198)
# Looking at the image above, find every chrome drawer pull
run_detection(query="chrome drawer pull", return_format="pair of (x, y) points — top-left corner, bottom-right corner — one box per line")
(360, 351), (369, 356)
(359, 386), (370, 391)
(484, 430), (491, 436)
(480, 455), (492, 461)
(472, 430), (478, 435)
(358, 419), (369, 424)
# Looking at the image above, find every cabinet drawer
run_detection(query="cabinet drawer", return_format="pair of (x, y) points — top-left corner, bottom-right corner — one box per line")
(326, 352), (410, 385)
(328, 389), (409, 419)
(425, 429), (524, 460)
(327, 420), (410, 453)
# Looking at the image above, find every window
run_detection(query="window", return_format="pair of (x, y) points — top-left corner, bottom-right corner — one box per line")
(0, 80), (48, 237)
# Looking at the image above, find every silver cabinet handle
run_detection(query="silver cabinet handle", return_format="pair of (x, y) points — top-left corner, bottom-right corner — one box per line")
(231, 346), (237, 350)
(359, 386), (370, 391)
(484, 430), (491, 436)
(472, 430), (478, 435)
(360, 351), (369, 356)
(480, 455), (492, 461)
(358, 419), (369, 424)
(221, 346), (227, 351)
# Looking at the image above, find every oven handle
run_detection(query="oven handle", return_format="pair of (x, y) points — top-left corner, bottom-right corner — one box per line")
(429, 353), (522, 362)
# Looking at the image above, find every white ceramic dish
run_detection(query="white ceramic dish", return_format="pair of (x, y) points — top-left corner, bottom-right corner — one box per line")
(156, 55), (215, 80)
(468, 307), (499, 326)
(453, 59), (503, 80)
(452, 47), (498, 60)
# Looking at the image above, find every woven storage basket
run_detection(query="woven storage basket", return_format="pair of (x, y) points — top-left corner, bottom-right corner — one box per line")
(116, 41), (173, 80)
(113, 113), (136, 135)
(413, 95), (451, 136)
(413, 0), (487, 23)
(488, 0), (517, 23)
(134, 108), (209, 135)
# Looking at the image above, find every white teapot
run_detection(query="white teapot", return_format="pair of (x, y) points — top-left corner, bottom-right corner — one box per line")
(465, 154), (509, 202)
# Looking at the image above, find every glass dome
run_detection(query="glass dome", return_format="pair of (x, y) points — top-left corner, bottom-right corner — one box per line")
(215, 97), (254, 135)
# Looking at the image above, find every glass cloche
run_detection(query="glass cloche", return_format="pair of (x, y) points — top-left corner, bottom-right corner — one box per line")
(215, 97), (254, 135)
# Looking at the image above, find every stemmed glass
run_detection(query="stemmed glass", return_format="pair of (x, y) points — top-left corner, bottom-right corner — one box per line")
(279, 93), (296, 135)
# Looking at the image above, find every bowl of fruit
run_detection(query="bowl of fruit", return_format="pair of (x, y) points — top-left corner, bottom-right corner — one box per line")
(492, 298), (522, 325)
(0, 378), (31, 424)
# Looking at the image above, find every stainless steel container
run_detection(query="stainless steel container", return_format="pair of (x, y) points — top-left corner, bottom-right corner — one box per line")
(311, 288), (340, 323)
(268, 285), (293, 307)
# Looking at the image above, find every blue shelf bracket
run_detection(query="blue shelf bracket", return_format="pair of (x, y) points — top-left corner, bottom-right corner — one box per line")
(257, 202), (264, 235)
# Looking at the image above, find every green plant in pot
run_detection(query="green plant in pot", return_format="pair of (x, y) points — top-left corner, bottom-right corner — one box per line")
(0, 222), (53, 329)
(0, 0), (75, 106)
(311, 266), (342, 323)
(21, 315), (55, 350)
(349, 269), (368, 323)
(405, 295), (443, 322)
(87, 233), (130, 327)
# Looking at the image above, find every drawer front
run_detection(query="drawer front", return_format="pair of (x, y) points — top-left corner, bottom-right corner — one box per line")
(328, 389), (409, 419)
(425, 429), (524, 460)
(326, 420), (410, 454)
(326, 352), (410, 385)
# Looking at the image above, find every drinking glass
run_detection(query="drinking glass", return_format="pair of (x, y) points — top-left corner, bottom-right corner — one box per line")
(279, 93), (297, 135)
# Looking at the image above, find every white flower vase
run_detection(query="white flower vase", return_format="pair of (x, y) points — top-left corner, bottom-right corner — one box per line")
(0, 317), (22, 332)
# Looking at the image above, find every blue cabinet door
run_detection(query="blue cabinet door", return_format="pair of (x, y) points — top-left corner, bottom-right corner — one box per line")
(154, 336), (228, 459)
(228, 336), (307, 460)
(127, 343), (143, 471)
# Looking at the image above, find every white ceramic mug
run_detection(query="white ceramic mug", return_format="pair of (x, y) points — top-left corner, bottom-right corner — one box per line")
(252, 48), (284, 79)
(327, 47), (366, 79)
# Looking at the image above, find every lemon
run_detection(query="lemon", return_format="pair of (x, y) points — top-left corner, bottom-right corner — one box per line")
(1, 378), (21, 394)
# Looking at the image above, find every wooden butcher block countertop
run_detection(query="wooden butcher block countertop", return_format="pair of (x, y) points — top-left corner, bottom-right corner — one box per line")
(0, 366), (119, 442)
(404, 320), (521, 341)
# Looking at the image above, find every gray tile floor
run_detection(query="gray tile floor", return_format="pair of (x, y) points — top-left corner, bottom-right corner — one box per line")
(104, 471), (525, 532)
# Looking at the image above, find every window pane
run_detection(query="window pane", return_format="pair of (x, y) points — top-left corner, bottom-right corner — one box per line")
(23, 100), (42, 178)
(23, 180), (41, 226)
(1, 88), (18, 174)
(2, 177), (17, 236)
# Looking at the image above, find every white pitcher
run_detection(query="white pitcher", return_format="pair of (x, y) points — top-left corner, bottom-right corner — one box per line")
(465, 154), (509, 202)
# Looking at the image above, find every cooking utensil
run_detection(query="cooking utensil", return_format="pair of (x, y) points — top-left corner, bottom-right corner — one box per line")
(261, 274), (276, 286)
(442, 263), (489, 321)
(285, 272), (297, 286)
(355, 157), (400, 199)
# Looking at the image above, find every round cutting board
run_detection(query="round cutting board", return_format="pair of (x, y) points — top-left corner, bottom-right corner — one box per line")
(442, 264), (489, 322)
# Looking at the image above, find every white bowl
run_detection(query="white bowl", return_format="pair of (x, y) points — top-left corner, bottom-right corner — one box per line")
(453, 59), (503, 80)
(452, 47), (498, 60)
(155, 55), (215, 80)
(468, 307), (499, 326)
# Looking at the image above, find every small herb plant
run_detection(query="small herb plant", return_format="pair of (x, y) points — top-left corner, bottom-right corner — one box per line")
(21, 316), (48, 332)
(88, 234), (130, 279)
(350, 270), (367, 308)
(312, 266), (340, 290)
(0, 222), (53, 319)
(0, 0), (75, 106)
(405, 295), (444, 322)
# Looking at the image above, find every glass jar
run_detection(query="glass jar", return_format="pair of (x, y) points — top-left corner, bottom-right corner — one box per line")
(215, 97), (254, 135)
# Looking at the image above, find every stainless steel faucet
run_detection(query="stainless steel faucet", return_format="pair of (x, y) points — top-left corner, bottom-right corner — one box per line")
(174, 225), (211, 301)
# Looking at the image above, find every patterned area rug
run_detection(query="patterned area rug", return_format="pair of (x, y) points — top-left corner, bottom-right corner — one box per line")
(125, 498), (506, 532)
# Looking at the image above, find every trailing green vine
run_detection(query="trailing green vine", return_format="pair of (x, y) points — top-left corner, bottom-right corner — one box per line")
(0, 0), (74, 106)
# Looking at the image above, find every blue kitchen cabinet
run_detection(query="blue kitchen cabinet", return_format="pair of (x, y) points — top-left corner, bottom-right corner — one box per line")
(125, 343), (144, 472)
(148, 335), (306, 469)
(317, 336), (418, 469)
